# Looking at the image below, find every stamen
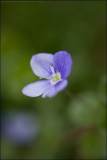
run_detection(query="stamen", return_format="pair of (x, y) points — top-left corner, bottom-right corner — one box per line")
(50, 64), (53, 67)
(49, 64), (62, 85)
(50, 64), (55, 74)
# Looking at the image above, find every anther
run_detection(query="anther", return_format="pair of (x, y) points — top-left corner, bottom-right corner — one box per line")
(50, 64), (53, 67)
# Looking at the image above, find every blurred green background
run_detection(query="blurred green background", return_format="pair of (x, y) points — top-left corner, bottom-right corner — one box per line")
(1, 1), (106, 159)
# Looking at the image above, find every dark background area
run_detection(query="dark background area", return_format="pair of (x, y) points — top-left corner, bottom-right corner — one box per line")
(1, 1), (106, 159)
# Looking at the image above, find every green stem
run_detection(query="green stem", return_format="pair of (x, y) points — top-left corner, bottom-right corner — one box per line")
(65, 89), (73, 98)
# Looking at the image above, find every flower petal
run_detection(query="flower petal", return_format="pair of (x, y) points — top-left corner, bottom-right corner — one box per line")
(42, 80), (68, 98)
(30, 53), (53, 79)
(53, 51), (73, 79)
(22, 80), (50, 97)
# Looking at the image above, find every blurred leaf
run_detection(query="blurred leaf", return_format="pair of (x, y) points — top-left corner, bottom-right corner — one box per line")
(68, 92), (105, 126)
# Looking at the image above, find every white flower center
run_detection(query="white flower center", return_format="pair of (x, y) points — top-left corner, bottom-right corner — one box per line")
(49, 64), (62, 85)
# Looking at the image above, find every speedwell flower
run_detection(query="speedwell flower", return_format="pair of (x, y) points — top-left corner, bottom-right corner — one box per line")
(22, 51), (73, 98)
(2, 112), (39, 145)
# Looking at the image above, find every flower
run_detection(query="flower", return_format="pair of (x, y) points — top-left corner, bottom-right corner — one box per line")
(2, 112), (40, 146)
(22, 51), (73, 98)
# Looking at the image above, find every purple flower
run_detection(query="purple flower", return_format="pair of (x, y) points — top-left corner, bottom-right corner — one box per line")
(22, 51), (73, 98)
(2, 112), (40, 146)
